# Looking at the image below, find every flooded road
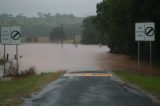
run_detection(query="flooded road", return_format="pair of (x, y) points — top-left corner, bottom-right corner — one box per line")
(0, 43), (160, 75)
(0, 44), (109, 73)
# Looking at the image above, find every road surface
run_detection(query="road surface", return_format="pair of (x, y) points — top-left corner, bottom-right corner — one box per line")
(22, 71), (159, 106)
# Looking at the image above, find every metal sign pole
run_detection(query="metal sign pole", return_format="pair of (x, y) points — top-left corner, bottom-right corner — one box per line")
(74, 31), (77, 48)
(16, 45), (19, 75)
(3, 45), (6, 77)
(74, 31), (75, 45)
(150, 41), (152, 74)
(61, 24), (63, 48)
(136, 22), (155, 75)
(138, 41), (140, 72)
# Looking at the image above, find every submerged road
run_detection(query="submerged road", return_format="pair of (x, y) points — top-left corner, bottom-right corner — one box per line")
(22, 71), (158, 106)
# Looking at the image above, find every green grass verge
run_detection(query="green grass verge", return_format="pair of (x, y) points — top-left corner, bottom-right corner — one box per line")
(114, 71), (160, 99)
(0, 71), (64, 106)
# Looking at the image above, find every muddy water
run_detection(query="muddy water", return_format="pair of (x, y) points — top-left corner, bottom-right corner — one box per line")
(0, 44), (109, 73)
(0, 43), (159, 75)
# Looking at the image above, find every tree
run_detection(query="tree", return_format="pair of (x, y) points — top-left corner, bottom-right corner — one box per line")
(49, 27), (66, 43)
(81, 16), (101, 44)
(95, 0), (160, 61)
(0, 13), (83, 42)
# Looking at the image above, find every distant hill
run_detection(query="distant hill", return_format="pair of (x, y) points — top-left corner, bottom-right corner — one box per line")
(0, 13), (84, 40)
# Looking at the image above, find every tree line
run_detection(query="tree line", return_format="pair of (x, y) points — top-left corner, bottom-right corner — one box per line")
(82, 0), (160, 61)
(0, 13), (83, 42)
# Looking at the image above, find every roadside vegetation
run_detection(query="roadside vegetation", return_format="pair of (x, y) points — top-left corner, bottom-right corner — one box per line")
(81, 16), (104, 44)
(114, 71), (160, 100)
(82, 0), (160, 63)
(0, 71), (64, 106)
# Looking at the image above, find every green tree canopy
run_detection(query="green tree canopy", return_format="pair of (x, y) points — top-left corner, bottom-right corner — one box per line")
(95, 0), (160, 61)
(81, 16), (101, 44)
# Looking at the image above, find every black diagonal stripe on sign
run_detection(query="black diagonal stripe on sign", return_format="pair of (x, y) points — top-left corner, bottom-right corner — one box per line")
(145, 27), (154, 36)
(12, 32), (19, 39)
(146, 28), (153, 35)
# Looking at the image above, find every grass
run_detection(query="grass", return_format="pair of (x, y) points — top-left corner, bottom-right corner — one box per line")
(0, 71), (64, 106)
(65, 38), (81, 44)
(114, 71), (160, 99)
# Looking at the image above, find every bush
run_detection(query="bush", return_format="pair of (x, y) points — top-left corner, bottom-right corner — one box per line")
(19, 67), (36, 77)
(7, 66), (36, 77)
(0, 58), (6, 65)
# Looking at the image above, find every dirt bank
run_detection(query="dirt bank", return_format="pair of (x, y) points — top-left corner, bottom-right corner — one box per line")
(98, 52), (160, 75)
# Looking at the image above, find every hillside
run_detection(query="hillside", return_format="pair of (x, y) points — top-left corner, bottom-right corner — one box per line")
(0, 13), (84, 41)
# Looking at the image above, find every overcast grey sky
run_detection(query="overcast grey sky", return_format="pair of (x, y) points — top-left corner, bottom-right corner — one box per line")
(0, 0), (102, 17)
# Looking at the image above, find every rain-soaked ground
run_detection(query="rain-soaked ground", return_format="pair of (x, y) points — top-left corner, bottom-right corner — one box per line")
(22, 71), (159, 106)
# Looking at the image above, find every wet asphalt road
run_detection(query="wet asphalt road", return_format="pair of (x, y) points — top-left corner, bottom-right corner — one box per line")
(22, 72), (158, 106)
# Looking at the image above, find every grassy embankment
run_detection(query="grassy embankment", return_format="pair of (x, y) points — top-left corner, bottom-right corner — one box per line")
(0, 71), (64, 106)
(114, 71), (160, 99)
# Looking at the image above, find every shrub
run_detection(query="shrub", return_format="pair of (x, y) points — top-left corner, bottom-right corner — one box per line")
(19, 67), (36, 77)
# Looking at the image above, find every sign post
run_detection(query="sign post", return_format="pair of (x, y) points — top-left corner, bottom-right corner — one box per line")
(150, 42), (152, 74)
(137, 41), (140, 72)
(144, 23), (155, 74)
(1, 27), (10, 76)
(135, 22), (155, 74)
(10, 26), (21, 75)
(3, 45), (6, 77)
(135, 23), (145, 72)
(61, 24), (63, 48)
(1, 26), (21, 76)
(16, 45), (19, 75)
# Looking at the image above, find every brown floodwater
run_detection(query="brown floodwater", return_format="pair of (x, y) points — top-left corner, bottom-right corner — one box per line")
(0, 44), (109, 74)
(0, 43), (159, 75)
